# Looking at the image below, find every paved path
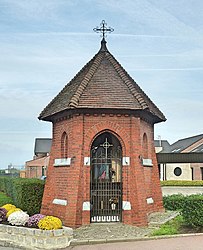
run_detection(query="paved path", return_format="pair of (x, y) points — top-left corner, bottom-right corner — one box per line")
(73, 211), (179, 241)
(68, 235), (203, 250)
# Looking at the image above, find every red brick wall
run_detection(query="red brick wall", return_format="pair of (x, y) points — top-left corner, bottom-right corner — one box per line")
(41, 112), (163, 227)
(191, 163), (203, 180)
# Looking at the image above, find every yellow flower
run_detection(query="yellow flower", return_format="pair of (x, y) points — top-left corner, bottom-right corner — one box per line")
(38, 216), (62, 230)
(1, 204), (16, 212)
(6, 208), (21, 218)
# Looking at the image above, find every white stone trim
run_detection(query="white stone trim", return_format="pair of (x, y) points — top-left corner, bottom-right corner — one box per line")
(142, 158), (153, 167)
(122, 157), (130, 166)
(82, 201), (90, 211)
(122, 201), (131, 210)
(54, 158), (71, 166)
(84, 157), (90, 166)
(146, 197), (154, 204)
(53, 199), (67, 206)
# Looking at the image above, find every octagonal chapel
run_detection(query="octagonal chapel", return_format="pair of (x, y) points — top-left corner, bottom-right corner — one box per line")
(39, 29), (166, 228)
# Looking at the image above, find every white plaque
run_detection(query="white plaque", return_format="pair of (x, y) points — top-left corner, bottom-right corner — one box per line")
(53, 199), (67, 206)
(54, 158), (71, 166)
(84, 157), (90, 166)
(122, 157), (130, 166)
(122, 201), (131, 210)
(146, 197), (154, 204)
(142, 158), (153, 167)
(82, 201), (90, 211)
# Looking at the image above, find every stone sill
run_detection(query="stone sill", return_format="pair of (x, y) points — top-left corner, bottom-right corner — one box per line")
(0, 224), (73, 249)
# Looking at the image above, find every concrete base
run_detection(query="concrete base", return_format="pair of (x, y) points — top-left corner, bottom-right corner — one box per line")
(0, 224), (73, 250)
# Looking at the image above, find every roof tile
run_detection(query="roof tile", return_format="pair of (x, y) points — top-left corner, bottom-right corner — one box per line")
(39, 39), (166, 122)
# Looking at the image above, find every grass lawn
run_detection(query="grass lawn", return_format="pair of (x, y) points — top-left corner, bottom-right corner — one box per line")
(0, 192), (13, 206)
(152, 215), (203, 236)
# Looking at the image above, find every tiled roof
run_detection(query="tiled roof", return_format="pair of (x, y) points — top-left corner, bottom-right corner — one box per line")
(34, 138), (52, 155)
(154, 140), (171, 153)
(170, 134), (203, 153)
(39, 39), (166, 122)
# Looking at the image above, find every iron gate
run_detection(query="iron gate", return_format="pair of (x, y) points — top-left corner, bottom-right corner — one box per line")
(90, 133), (122, 223)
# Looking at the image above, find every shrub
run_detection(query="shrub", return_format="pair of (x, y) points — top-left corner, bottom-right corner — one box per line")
(6, 208), (21, 218)
(151, 215), (184, 236)
(181, 195), (203, 227)
(8, 210), (29, 226)
(0, 178), (45, 215)
(161, 180), (203, 186)
(163, 194), (186, 211)
(0, 208), (7, 222)
(38, 216), (62, 230)
(1, 204), (16, 212)
(12, 178), (45, 215)
(0, 192), (13, 206)
(27, 214), (46, 228)
(0, 177), (10, 193)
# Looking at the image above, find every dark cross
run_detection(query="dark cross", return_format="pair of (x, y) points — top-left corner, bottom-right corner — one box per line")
(100, 138), (113, 159)
(93, 20), (114, 39)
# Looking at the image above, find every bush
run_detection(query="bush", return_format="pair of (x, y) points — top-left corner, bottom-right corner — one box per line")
(0, 208), (7, 222)
(8, 210), (29, 226)
(0, 177), (15, 198)
(0, 178), (45, 215)
(38, 216), (62, 230)
(1, 204), (16, 212)
(0, 192), (13, 206)
(161, 180), (203, 186)
(6, 208), (21, 218)
(12, 178), (45, 215)
(0, 177), (7, 192)
(181, 195), (203, 227)
(163, 194), (186, 211)
(151, 215), (184, 236)
(27, 214), (46, 228)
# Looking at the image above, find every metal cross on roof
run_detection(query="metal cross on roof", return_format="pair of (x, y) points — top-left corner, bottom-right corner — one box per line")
(93, 20), (114, 39)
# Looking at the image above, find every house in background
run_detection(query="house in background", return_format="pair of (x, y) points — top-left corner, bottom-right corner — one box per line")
(25, 138), (52, 178)
(25, 134), (203, 181)
(155, 134), (203, 181)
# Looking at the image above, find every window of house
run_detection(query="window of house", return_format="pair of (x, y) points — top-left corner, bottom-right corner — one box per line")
(191, 167), (194, 180)
(42, 166), (45, 176)
(201, 167), (203, 180)
(61, 132), (68, 158)
(142, 133), (148, 158)
(174, 167), (182, 176)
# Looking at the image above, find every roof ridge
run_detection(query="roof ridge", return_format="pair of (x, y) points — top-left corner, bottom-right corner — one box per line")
(171, 134), (203, 146)
(69, 52), (104, 108)
(105, 52), (148, 110)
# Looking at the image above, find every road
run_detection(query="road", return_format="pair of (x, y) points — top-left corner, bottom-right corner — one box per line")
(1, 235), (203, 250)
(69, 235), (203, 250)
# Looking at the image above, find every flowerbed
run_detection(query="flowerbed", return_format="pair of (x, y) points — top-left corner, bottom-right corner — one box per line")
(0, 203), (73, 249)
(1, 203), (62, 230)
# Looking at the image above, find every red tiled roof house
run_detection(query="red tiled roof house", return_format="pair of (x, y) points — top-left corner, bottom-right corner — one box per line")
(39, 37), (166, 228)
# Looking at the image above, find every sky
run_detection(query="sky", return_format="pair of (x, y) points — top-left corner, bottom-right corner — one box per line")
(0, 0), (203, 168)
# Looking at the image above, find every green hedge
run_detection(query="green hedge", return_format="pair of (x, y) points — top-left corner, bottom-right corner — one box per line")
(161, 180), (203, 186)
(0, 192), (13, 206)
(163, 194), (203, 227)
(0, 177), (45, 215)
(181, 195), (203, 227)
(163, 194), (186, 211)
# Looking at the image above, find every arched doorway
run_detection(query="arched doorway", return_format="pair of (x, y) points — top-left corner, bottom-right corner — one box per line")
(90, 132), (122, 223)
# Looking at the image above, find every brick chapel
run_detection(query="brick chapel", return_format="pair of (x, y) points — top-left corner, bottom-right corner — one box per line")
(39, 22), (166, 228)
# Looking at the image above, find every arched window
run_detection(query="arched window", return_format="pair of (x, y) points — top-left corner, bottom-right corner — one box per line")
(142, 133), (148, 158)
(61, 132), (68, 158)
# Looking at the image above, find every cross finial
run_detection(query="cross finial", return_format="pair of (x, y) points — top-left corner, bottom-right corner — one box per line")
(93, 20), (114, 39)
